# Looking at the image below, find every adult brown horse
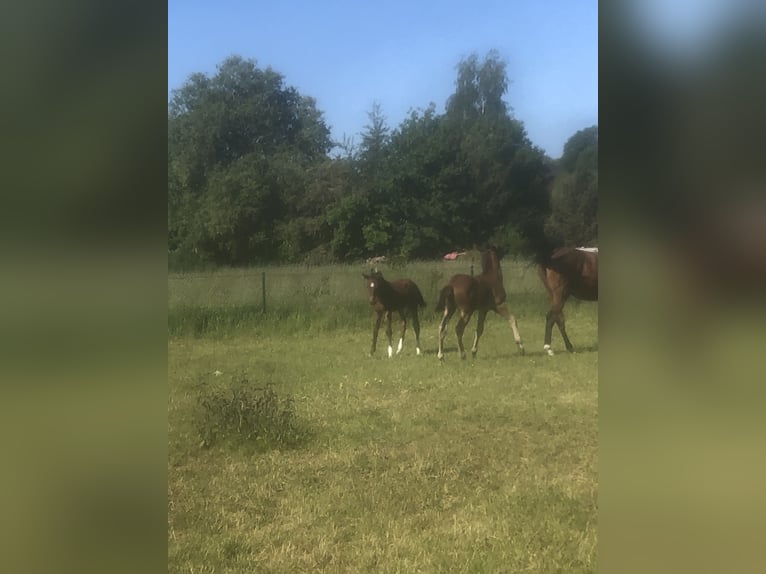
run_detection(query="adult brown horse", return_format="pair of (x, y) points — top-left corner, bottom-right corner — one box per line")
(362, 271), (426, 357)
(436, 246), (525, 360)
(537, 247), (598, 355)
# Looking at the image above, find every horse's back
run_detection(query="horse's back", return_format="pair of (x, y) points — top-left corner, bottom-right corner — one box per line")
(390, 278), (426, 308)
(447, 273), (476, 295)
(448, 273), (499, 309)
(447, 273), (473, 287)
(548, 247), (598, 300)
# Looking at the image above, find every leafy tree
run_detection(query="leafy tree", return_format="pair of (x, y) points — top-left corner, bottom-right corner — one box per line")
(559, 125), (598, 172)
(168, 52), (563, 267)
(277, 158), (353, 262)
(441, 51), (552, 254)
(168, 56), (332, 265)
(446, 49), (509, 121)
(326, 192), (369, 260)
(385, 105), (452, 257)
(358, 102), (390, 175)
(546, 126), (598, 246)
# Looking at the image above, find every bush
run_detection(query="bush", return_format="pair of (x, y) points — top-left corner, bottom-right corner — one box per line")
(193, 375), (309, 450)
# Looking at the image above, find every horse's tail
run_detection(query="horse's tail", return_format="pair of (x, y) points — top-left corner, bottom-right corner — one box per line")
(527, 231), (559, 267)
(435, 284), (453, 313)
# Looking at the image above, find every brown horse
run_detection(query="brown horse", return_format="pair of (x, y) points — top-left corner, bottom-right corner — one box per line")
(362, 271), (426, 357)
(436, 246), (525, 360)
(537, 247), (598, 355)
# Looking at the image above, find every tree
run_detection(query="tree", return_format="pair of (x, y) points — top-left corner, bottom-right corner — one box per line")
(546, 126), (598, 246)
(559, 125), (598, 172)
(168, 52), (561, 267)
(358, 102), (390, 173)
(441, 51), (552, 254)
(446, 50), (509, 122)
(168, 55), (332, 265)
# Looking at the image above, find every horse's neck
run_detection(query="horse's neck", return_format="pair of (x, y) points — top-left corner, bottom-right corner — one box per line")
(480, 265), (506, 299)
(481, 255), (503, 284)
(493, 266), (503, 285)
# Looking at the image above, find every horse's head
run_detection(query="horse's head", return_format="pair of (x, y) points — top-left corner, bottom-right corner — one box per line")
(486, 244), (506, 260)
(362, 271), (385, 304)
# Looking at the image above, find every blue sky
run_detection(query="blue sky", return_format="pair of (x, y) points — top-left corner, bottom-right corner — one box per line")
(168, 1), (597, 159)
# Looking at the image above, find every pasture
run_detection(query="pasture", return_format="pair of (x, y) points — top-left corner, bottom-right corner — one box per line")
(168, 258), (598, 573)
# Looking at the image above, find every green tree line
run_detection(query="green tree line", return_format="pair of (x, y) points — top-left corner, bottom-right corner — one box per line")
(168, 53), (597, 269)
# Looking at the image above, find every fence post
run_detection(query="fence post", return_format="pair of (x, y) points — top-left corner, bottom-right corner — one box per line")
(470, 263), (474, 276)
(262, 271), (266, 314)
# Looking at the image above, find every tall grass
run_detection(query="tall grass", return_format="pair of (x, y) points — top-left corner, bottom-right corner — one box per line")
(193, 374), (310, 450)
(168, 258), (546, 337)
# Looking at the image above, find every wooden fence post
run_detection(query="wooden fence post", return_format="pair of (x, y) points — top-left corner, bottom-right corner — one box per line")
(262, 271), (266, 314)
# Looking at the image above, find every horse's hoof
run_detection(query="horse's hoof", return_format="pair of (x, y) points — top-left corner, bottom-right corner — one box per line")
(518, 346), (525, 356)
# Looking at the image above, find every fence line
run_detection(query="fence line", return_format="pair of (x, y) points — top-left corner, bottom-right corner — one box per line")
(169, 260), (543, 316)
(167, 258), (538, 280)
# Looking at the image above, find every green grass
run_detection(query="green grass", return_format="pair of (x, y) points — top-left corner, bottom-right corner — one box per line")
(168, 258), (544, 337)
(168, 261), (598, 572)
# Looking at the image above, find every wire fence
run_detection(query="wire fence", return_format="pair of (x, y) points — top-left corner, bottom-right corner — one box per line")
(168, 258), (544, 315)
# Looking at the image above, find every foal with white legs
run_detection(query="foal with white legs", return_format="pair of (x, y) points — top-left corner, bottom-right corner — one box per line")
(363, 271), (426, 357)
(436, 246), (525, 360)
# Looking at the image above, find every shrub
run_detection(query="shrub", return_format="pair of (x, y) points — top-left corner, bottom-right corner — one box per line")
(194, 375), (309, 450)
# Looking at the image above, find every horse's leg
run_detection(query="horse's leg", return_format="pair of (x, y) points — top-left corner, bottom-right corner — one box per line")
(496, 304), (525, 355)
(385, 310), (394, 358)
(437, 304), (456, 360)
(555, 307), (574, 352)
(544, 308), (557, 355)
(455, 310), (473, 360)
(544, 290), (568, 355)
(554, 292), (574, 352)
(370, 311), (383, 355)
(411, 308), (422, 356)
(396, 311), (407, 354)
(471, 309), (487, 358)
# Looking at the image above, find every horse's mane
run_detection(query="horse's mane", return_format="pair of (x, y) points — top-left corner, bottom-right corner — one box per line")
(480, 249), (492, 274)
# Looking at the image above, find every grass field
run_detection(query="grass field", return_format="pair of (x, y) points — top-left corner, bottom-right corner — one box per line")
(168, 259), (598, 573)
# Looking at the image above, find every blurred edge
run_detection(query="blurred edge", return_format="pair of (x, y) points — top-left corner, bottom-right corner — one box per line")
(601, 1), (766, 573)
(0, 2), (167, 574)
(3, 1), (766, 573)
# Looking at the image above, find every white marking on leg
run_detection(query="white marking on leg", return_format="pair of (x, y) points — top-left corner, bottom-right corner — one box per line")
(387, 345), (393, 358)
(396, 338), (403, 354)
(416, 347), (421, 356)
(544, 344), (554, 356)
